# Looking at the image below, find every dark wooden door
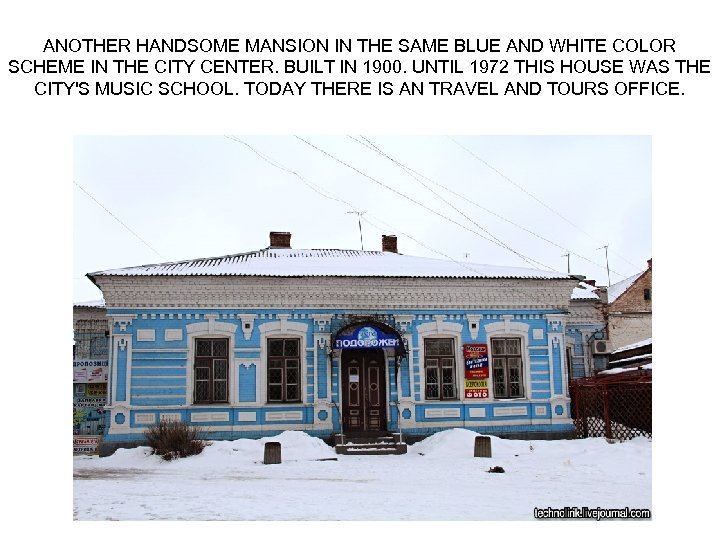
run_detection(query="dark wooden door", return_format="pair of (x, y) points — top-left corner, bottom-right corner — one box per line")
(341, 349), (387, 433)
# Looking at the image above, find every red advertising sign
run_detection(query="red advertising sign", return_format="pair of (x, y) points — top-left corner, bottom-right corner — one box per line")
(464, 343), (489, 378)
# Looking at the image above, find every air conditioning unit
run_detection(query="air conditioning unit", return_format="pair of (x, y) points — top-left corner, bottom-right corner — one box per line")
(592, 340), (610, 355)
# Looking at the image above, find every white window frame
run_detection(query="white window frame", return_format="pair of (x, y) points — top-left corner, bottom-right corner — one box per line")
(258, 318), (308, 405)
(416, 319), (463, 403)
(185, 319), (238, 406)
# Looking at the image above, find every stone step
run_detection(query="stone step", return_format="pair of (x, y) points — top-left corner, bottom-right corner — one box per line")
(335, 442), (408, 456)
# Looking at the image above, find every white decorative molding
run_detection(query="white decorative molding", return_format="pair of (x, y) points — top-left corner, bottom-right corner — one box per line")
(165, 329), (183, 341)
(190, 412), (230, 422)
(266, 411), (303, 421)
(551, 397), (569, 418)
(238, 314), (257, 340)
(394, 315), (415, 333)
(111, 315), (137, 332)
(258, 319), (309, 335)
(546, 314), (568, 332)
(466, 315), (482, 339)
(534, 406), (548, 416)
(467, 408), (487, 418)
(310, 314), (333, 332)
(416, 319), (464, 336)
(137, 329), (155, 342)
(117, 337), (128, 352)
(493, 406), (528, 417)
(425, 408), (461, 418)
(186, 320), (238, 336)
(533, 328), (544, 340)
(134, 413), (156, 424)
(237, 411), (257, 422)
(159, 413), (182, 422)
(485, 319), (530, 336)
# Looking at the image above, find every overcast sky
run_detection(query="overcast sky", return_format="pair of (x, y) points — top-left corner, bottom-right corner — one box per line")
(73, 134), (650, 302)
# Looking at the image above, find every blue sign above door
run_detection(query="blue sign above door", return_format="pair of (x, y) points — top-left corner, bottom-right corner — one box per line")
(333, 325), (401, 349)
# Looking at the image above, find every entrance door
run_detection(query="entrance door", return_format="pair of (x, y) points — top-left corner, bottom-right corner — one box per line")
(341, 348), (387, 434)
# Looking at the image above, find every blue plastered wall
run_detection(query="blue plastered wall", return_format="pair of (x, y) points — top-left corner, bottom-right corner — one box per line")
(103, 308), (574, 445)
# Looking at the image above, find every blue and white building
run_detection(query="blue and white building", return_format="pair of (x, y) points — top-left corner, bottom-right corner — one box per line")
(88, 232), (581, 455)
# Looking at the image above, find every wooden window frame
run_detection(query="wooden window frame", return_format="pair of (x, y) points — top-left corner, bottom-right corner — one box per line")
(424, 338), (457, 400)
(193, 338), (229, 404)
(267, 338), (302, 403)
(491, 337), (525, 399)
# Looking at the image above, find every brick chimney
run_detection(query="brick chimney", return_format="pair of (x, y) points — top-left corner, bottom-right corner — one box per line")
(647, 258), (652, 269)
(382, 235), (398, 253)
(269, 231), (291, 248)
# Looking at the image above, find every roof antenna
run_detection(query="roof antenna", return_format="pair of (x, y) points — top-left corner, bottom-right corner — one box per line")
(346, 211), (365, 250)
(561, 252), (570, 273)
(597, 245), (611, 287)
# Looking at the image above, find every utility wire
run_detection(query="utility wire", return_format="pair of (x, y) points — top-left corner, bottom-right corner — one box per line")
(295, 135), (555, 272)
(74, 180), (165, 260)
(353, 135), (629, 281)
(448, 136), (643, 273)
(350, 135), (547, 270)
(225, 135), (578, 307)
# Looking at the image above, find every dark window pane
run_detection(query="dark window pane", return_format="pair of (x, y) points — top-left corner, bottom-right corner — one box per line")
(214, 381), (227, 401)
(213, 340), (228, 357)
(268, 384), (282, 401)
(268, 339), (284, 357)
(286, 385), (299, 401)
(268, 368), (282, 384)
(438, 339), (453, 356)
(196, 340), (212, 356)
(284, 339), (299, 357)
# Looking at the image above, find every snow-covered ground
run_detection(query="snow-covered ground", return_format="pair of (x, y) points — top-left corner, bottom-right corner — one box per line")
(73, 429), (651, 522)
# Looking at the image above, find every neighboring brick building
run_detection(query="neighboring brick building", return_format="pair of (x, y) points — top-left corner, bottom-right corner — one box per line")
(87, 231), (582, 456)
(606, 259), (652, 351)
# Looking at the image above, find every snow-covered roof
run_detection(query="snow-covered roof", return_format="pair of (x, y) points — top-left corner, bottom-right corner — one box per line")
(74, 299), (106, 308)
(608, 353), (652, 366)
(571, 281), (600, 300)
(607, 271), (644, 303)
(612, 337), (652, 354)
(599, 363), (652, 376)
(88, 248), (573, 280)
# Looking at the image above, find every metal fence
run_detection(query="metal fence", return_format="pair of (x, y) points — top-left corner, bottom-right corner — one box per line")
(569, 369), (652, 441)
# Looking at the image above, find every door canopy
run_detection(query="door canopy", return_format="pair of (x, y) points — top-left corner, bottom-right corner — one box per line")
(331, 320), (407, 358)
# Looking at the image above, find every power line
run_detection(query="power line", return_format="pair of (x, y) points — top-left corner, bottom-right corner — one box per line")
(74, 180), (165, 260)
(295, 135), (555, 272)
(224, 135), (577, 308)
(350, 135), (629, 280)
(350, 135), (544, 269)
(448, 136), (643, 273)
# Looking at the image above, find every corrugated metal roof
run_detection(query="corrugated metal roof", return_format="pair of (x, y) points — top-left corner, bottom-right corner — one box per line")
(88, 248), (572, 280)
